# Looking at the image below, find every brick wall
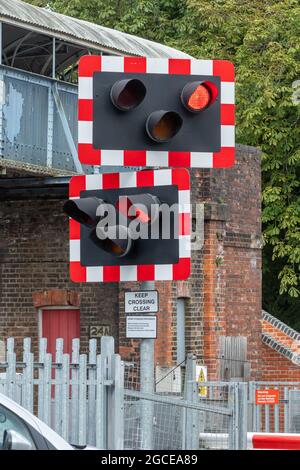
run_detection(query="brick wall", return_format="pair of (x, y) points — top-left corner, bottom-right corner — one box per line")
(197, 146), (262, 378)
(117, 145), (263, 378)
(0, 145), (270, 382)
(0, 198), (119, 356)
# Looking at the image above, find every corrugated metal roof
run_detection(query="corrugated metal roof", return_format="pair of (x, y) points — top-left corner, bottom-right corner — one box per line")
(0, 0), (191, 58)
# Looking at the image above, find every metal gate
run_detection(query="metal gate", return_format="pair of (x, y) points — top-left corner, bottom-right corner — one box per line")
(5, 336), (299, 450)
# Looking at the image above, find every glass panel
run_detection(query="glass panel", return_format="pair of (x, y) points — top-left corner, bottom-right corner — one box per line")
(0, 403), (36, 449)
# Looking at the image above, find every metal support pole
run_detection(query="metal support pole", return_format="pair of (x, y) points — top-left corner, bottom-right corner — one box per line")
(184, 354), (198, 449)
(52, 37), (56, 79)
(0, 22), (2, 66)
(140, 280), (155, 450)
(238, 382), (248, 450)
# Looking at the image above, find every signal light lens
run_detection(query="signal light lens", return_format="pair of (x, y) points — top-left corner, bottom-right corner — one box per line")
(110, 79), (146, 111)
(63, 197), (103, 227)
(95, 225), (132, 258)
(181, 81), (218, 113)
(116, 194), (160, 224)
(188, 84), (210, 110)
(146, 110), (182, 143)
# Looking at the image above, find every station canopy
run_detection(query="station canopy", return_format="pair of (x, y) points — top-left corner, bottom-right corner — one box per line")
(0, 0), (190, 79)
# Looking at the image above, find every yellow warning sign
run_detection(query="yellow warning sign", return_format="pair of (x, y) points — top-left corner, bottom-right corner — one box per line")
(196, 365), (207, 397)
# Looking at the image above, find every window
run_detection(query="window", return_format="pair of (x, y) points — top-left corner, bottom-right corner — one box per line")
(0, 404), (36, 450)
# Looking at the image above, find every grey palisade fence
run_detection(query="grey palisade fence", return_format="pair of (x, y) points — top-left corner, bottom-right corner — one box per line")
(0, 335), (277, 450)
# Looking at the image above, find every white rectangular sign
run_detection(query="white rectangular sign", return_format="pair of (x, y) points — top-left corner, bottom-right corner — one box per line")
(125, 290), (158, 313)
(126, 316), (157, 339)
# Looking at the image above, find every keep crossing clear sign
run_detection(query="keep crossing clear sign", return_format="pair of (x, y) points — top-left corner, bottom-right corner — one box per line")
(125, 291), (159, 313)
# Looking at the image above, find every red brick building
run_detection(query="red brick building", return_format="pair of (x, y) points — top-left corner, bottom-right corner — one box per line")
(1, 144), (299, 381)
(0, 0), (299, 384)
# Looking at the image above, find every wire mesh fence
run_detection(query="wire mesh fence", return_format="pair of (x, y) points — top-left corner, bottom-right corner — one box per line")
(123, 383), (237, 450)
(123, 354), (241, 450)
(124, 360), (185, 394)
(124, 393), (184, 450)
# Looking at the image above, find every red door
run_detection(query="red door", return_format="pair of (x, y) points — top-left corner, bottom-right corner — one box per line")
(41, 308), (80, 355)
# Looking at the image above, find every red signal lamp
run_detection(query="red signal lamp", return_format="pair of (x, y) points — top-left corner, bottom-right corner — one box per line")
(116, 194), (160, 224)
(181, 81), (218, 113)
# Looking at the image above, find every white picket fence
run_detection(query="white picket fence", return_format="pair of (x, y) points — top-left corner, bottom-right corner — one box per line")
(0, 336), (124, 449)
(0, 336), (250, 450)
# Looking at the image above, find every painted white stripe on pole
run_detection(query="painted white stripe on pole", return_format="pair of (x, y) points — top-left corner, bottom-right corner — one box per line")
(120, 172), (137, 188)
(155, 264), (172, 280)
(154, 168), (172, 186)
(120, 265), (137, 282)
(78, 121), (93, 144)
(87, 266), (103, 282)
(102, 56), (124, 72)
(146, 151), (169, 167)
(178, 190), (191, 211)
(191, 152), (213, 168)
(179, 235), (191, 258)
(221, 125), (235, 147)
(70, 240), (80, 262)
(221, 82), (235, 104)
(86, 174), (103, 190)
(146, 58), (168, 73)
(101, 150), (124, 166)
(190, 60), (213, 76)
(78, 77), (93, 99)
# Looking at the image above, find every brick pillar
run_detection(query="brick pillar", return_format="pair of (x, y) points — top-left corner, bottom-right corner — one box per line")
(202, 210), (227, 379)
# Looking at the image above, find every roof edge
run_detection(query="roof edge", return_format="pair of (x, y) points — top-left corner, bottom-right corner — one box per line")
(0, 0), (191, 59)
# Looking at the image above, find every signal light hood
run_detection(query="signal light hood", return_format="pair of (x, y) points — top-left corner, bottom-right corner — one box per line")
(95, 224), (132, 258)
(63, 197), (103, 227)
(146, 110), (183, 143)
(110, 78), (146, 111)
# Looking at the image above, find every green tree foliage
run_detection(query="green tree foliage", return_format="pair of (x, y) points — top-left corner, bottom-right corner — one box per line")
(24, 1), (300, 320)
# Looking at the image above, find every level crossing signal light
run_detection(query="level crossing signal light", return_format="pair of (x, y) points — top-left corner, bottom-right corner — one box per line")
(181, 81), (218, 113)
(77, 56), (235, 168)
(64, 193), (160, 259)
(65, 169), (191, 283)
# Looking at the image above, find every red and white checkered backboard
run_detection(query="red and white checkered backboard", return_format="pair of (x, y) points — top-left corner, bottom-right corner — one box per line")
(77, 56), (235, 169)
(69, 168), (191, 283)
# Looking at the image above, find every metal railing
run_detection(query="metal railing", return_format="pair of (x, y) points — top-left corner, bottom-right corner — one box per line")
(0, 64), (85, 174)
(3, 336), (299, 449)
(0, 336), (251, 450)
(249, 381), (300, 434)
